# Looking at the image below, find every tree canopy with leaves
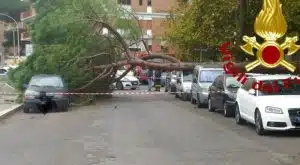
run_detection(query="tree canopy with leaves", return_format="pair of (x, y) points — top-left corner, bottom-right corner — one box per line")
(8, 0), (142, 93)
(165, 0), (300, 62)
(8, 0), (193, 101)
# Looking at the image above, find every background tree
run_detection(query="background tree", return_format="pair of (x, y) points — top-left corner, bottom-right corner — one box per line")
(165, 0), (300, 62)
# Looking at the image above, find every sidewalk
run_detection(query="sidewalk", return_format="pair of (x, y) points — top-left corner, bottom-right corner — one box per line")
(0, 82), (22, 118)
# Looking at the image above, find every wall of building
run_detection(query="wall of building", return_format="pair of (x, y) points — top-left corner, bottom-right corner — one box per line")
(152, 0), (177, 13)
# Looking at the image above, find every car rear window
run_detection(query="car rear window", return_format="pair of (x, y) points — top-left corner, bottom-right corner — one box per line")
(29, 76), (64, 88)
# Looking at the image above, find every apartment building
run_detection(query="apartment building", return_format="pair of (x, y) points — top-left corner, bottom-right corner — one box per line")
(19, 3), (36, 56)
(119, 0), (177, 55)
(20, 0), (177, 56)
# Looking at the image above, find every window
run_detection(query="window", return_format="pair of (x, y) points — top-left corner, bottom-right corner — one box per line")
(225, 76), (242, 89)
(139, 0), (143, 5)
(118, 0), (131, 5)
(147, 0), (151, 6)
(258, 79), (300, 96)
(199, 70), (223, 83)
(29, 76), (64, 88)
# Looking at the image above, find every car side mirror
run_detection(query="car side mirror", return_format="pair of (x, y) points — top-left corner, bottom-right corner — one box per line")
(248, 89), (256, 95)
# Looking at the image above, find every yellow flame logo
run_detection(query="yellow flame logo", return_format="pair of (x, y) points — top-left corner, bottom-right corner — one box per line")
(240, 0), (300, 72)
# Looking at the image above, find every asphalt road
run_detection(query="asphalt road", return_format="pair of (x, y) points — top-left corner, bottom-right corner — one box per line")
(0, 86), (300, 165)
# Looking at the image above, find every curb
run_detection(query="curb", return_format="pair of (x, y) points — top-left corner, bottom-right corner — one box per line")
(0, 104), (23, 120)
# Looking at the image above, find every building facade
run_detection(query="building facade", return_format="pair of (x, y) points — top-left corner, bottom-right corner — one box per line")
(20, 3), (36, 57)
(120, 0), (177, 55)
(20, 0), (176, 56)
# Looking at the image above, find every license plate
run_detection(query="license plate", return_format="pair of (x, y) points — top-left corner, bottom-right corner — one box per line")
(295, 117), (300, 123)
(132, 82), (137, 85)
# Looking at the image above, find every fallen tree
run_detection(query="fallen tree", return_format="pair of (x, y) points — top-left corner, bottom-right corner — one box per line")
(8, 0), (300, 103)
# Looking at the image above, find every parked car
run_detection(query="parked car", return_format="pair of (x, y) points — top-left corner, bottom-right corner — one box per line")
(208, 74), (242, 117)
(235, 74), (300, 135)
(174, 71), (193, 101)
(115, 70), (140, 90)
(165, 71), (177, 93)
(191, 64), (224, 107)
(0, 68), (7, 76)
(23, 74), (70, 113)
(160, 72), (167, 87)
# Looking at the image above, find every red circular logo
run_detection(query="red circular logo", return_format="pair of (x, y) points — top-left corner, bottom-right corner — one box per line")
(261, 46), (281, 64)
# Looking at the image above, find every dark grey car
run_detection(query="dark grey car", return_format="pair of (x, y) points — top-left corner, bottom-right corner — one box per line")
(23, 74), (69, 113)
(208, 75), (241, 117)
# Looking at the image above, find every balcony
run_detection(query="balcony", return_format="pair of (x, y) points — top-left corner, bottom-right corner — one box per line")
(5, 22), (25, 31)
(21, 32), (31, 41)
(20, 7), (36, 23)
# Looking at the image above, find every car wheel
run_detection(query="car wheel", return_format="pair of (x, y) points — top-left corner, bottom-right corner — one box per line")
(165, 85), (168, 92)
(255, 110), (266, 135)
(182, 93), (188, 101)
(190, 93), (196, 104)
(208, 98), (215, 112)
(23, 106), (29, 113)
(235, 104), (245, 125)
(116, 81), (123, 90)
(223, 102), (231, 117)
(175, 91), (179, 98)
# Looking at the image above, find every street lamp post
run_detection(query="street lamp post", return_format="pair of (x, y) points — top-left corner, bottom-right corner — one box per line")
(0, 13), (20, 59)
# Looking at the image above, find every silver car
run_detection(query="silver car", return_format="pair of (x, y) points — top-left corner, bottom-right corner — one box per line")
(191, 65), (224, 107)
(165, 71), (177, 93)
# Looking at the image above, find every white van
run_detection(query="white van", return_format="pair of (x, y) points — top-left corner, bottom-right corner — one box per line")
(190, 65), (224, 107)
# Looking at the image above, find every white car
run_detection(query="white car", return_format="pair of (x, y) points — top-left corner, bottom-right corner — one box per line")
(0, 68), (7, 76)
(114, 70), (140, 90)
(235, 74), (300, 135)
(174, 71), (193, 101)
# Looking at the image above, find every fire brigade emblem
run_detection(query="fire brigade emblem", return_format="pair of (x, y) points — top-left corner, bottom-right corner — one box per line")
(240, 0), (300, 72)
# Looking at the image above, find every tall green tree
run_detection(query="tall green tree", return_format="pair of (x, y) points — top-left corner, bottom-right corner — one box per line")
(8, 0), (141, 93)
(165, 0), (300, 62)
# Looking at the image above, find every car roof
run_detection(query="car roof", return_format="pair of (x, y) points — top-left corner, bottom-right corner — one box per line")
(250, 74), (298, 81)
(195, 64), (223, 69)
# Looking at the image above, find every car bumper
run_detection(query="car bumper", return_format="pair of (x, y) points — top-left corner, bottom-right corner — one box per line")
(121, 82), (139, 89)
(262, 112), (300, 131)
(24, 97), (69, 111)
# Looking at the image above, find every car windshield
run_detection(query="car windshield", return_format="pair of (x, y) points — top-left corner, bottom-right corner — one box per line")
(226, 77), (241, 88)
(258, 79), (300, 96)
(199, 70), (223, 83)
(0, 69), (7, 74)
(29, 76), (64, 88)
(183, 71), (193, 81)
